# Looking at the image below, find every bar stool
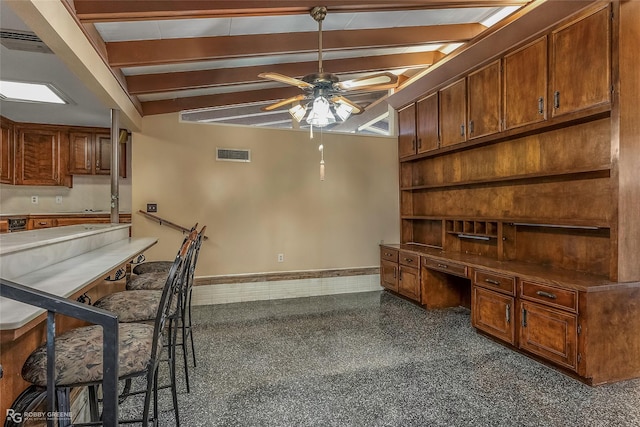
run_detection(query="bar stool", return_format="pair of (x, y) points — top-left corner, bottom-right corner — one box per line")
(19, 237), (192, 427)
(132, 224), (198, 276)
(120, 226), (206, 392)
(93, 229), (199, 395)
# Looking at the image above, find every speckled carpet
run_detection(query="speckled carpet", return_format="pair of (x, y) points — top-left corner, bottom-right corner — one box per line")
(119, 291), (640, 426)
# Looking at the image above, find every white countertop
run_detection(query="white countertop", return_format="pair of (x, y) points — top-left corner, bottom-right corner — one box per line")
(1, 236), (157, 331)
(0, 223), (131, 256)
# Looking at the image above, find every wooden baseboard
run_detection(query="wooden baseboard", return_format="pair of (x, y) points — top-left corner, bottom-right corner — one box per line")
(195, 267), (379, 286)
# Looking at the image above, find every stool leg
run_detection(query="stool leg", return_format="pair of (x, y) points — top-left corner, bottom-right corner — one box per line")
(180, 315), (191, 393)
(187, 290), (197, 368)
(56, 387), (72, 427)
(88, 385), (100, 421)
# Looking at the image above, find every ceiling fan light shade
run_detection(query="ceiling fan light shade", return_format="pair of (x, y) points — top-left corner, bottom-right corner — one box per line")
(289, 103), (306, 122)
(306, 96), (335, 127)
(335, 102), (353, 121)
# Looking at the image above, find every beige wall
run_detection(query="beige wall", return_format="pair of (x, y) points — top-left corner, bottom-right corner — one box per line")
(132, 113), (400, 277)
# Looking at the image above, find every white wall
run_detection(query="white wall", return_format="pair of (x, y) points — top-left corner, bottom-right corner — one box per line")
(132, 114), (400, 277)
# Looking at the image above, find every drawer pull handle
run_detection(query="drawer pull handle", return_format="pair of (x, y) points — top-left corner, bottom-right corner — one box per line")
(385, 252), (393, 257)
(506, 304), (511, 323)
(39, 222), (48, 225)
(404, 258), (413, 263)
(536, 290), (557, 299)
(437, 263), (448, 269)
(484, 279), (501, 286)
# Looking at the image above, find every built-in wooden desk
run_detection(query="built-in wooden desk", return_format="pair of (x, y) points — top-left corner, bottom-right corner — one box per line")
(381, 243), (640, 385)
(0, 224), (157, 414)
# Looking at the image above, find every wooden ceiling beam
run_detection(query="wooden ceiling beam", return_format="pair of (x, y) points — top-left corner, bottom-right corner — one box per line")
(126, 51), (444, 95)
(141, 86), (305, 116)
(75, 0), (528, 22)
(106, 24), (483, 67)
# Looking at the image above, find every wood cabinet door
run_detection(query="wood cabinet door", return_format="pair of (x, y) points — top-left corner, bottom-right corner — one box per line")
(416, 93), (439, 154)
(439, 78), (467, 147)
(519, 300), (577, 370)
(467, 60), (501, 139)
(16, 128), (61, 185)
(504, 37), (548, 130)
(69, 131), (93, 174)
(399, 265), (420, 301)
(95, 133), (112, 175)
(381, 260), (398, 292)
(550, 6), (610, 117)
(472, 286), (515, 345)
(1, 120), (14, 184)
(398, 104), (416, 158)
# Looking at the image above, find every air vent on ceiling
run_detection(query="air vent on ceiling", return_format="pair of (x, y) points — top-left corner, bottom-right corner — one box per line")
(0, 30), (52, 54)
(216, 148), (251, 162)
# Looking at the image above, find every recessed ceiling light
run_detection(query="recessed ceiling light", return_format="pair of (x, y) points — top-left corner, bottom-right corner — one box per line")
(0, 80), (68, 104)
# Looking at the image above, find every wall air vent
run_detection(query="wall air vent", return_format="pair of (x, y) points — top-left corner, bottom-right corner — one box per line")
(216, 148), (251, 162)
(0, 30), (52, 54)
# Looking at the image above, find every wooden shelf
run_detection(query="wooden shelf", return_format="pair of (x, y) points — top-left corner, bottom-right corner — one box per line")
(400, 166), (610, 191)
(399, 107), (611, 164)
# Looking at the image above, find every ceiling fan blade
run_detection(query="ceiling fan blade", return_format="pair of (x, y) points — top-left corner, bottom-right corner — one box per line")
(259, 72), (314, 89)
(262, 94), (307, 112)
(336, 72), (399, 91)
(331, 96), (363, 115)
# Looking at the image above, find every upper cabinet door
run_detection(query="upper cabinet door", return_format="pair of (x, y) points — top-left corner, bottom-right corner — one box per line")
(16, 128), (61, 185)
(504, 37), (548, 130)
(398, 104), (417, 159)
(416, 92), (439, 154)
(467, 60), (501, 139)
(550, 6), (611, 118)
(69, 131), (93, 174)
(95, 133), (112, 175)
(1, 120), (14, 184)
(439, 78), (467, 147)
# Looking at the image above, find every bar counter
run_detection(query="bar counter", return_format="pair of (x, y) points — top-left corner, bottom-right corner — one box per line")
(0, 223), (157, 414)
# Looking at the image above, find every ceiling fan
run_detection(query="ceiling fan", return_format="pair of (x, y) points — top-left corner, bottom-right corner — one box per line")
(258, 6), (399, 127)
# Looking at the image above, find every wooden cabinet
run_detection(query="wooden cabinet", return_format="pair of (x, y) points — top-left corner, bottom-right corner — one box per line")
(380, 247), (399, 292)
(15, 127), (69, 186)
(69, 131), (126, 177)
(472, 286), (515, 345)
(28, 218), (57, 230)
(398, 252), (420, 301)
(467, 60), (501, 139)
(439, 78), (467, 147)
(503, 37), (548, 130)
(1, 118), (14, 184)
(472, 270), (517, 345)
(550, 6), (611, 117)
(519, 299), (577, 371)
(398, 104), (417, 158)
(416, 93), (439, 153)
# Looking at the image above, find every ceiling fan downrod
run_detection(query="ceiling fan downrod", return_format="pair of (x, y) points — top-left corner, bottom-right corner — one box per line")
(310, 6), (327, 74)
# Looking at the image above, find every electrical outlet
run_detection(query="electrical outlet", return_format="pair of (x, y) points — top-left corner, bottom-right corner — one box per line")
(146, 203), (157, 213)
(31, 196), (38, 204)
(277, 253), (284, 263)
(55, 196), (63, 204)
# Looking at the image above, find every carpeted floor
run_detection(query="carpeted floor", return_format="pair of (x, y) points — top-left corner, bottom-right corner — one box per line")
(120, 290), (640, 426)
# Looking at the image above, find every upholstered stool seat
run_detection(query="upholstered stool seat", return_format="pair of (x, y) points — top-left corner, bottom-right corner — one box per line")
(94, 290), (176, 322)
(22, 323), (156, 387)
(132, 261), (174, 275)
(126, 272), (166, 291)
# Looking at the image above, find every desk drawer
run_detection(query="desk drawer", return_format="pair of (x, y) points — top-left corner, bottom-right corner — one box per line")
(474, 270), (516, 296)
(520, 281), (577, 313)
(380, 247), (398, 262)
(29, 218), (57, 229)
(399, 252), (419, 267)
(424, 258), (467, 277)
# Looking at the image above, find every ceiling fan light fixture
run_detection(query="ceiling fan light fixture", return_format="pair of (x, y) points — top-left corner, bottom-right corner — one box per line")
(306, 96), (335, 127)
(335, 102), (353, 121)
(289, 103), (307, 122)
